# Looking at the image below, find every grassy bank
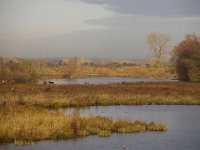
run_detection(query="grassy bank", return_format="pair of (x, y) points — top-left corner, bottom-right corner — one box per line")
(76, 66), (174, 78)
(32, 65), (174, 79)
(1, 82), (200, 108)
(2, 82), (198, 144)
(0, 106), (167, 144)
(0, 82), (200, 145)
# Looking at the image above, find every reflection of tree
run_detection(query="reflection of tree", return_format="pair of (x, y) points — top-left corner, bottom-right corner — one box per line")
(147, 32), (171, 67)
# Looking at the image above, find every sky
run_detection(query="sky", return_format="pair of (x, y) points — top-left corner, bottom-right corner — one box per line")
(0, 0), (200, 59)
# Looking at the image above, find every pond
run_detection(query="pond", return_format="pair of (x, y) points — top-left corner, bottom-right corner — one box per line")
(1, 105), (200, 150)
(40, 77), (178, 85)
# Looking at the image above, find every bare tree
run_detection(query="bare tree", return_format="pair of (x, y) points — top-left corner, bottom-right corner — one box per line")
(65, 57), (78, 78)
(147, 32), (171, 66)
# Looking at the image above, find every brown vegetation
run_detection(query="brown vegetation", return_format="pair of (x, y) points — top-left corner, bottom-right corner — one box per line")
(1, 82), (200, 108)
(64, 57), (78, 78)
(0, 56), (175, 83)
(172, 34), (200, 82)
(0, 105), (167, 144)
(76, 66), (173, 78)
(0, 58), (38, 83)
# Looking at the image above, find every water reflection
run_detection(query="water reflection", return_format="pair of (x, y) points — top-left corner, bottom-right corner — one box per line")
(63, 105), (200, 131)
(39, 77), (178, 85)
(1, 105), (200, 150)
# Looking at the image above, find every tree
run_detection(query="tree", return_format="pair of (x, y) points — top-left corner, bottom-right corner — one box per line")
(147, 32), (171, 66)
(10, 59), (37, 83)
(0, 57), (11, 80)
(65, 57), (78, 78)
(172, 34), (200, 82)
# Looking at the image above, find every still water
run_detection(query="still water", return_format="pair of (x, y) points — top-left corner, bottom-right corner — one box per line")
(1, 105), (200, 150)
(42, 77), (178, 85)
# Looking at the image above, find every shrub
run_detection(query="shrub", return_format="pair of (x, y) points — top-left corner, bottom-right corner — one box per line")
(11, 60), (38, 83)
(172, 34), (200, 82)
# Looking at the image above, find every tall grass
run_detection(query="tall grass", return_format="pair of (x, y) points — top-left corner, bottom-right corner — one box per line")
(1, 92), (199, 109)
(76, 66), (174, 78)
(1, 82), (199, 144)
(0, 106), (167, 144)
(33, 65), (174, 79)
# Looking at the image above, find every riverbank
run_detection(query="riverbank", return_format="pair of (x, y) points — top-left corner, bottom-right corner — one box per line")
(1, 82), (199, 145)
(36, 66), (175, 79)
(0, 105), (167, 145)
(1, 82), (200, 108)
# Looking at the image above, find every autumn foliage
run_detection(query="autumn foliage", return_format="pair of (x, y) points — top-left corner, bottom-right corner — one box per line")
(172, 34), (200, 82)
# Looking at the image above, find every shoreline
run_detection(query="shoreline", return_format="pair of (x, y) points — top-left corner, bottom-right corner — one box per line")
(1, 82), (199, 145)
(0, 106), (167, 145)
(1, 82), (200, 107)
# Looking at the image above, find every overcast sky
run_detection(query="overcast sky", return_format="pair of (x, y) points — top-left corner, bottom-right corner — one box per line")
(0, 0), (200, 59)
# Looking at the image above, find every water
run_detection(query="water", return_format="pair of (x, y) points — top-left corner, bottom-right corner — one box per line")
(1, 105), (200, 150)
(40, 77), (178, 85)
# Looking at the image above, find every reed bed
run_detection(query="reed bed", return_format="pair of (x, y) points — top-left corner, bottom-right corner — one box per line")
(1, 93), (200, 109)
(1, 89), (200, 109)
(1, 82), (199, 145)
(0, 106), (167, 144)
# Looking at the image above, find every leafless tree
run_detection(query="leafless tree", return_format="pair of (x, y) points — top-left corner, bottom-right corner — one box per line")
(147, 32), (171, 66)
(65, 57), (78, 78)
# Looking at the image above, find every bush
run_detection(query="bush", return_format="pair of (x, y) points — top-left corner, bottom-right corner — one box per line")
(172, 34), (200, 82)
(10, 60), (38, 83)
(0, 58), (38, 83)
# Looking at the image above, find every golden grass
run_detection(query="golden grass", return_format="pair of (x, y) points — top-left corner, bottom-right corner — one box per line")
(0, 106), (167, 144)
(1, 82), (200, 109)
(14, 139), (34, 146)
(1, 82), (199, 144)
(76, 66), (174, 78)
(35, 65), (174, 79)
(1, 92), (199, 109)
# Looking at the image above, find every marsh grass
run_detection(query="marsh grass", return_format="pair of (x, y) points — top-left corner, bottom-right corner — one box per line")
(14, 139), (34, 146)
(113, 120), (167, 133)
(1, 82), (200, 108)
(34, 65), (174, 79)
(97, 130), (111, 137)
(0, 106), (167, 144)
(1, 82), (198, 145)
(1, 92), (199, 109)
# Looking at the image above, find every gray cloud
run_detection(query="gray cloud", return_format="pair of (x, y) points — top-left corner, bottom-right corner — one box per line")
(0, 29), (148, 59)
(80, 0), (200, 17)
(1, 14), (199, 59)
(1, 0), (200, 59)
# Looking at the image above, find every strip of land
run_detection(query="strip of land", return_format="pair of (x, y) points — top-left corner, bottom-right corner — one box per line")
(0, 106), (167, 145)
(1, 82), (200, 108)
(1, 82), (200, 145)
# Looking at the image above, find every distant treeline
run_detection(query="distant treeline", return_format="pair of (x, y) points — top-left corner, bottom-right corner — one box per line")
(82, 61), (139, 67)
(0, 33), (199, 83)
(0, 56), (173, 83)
